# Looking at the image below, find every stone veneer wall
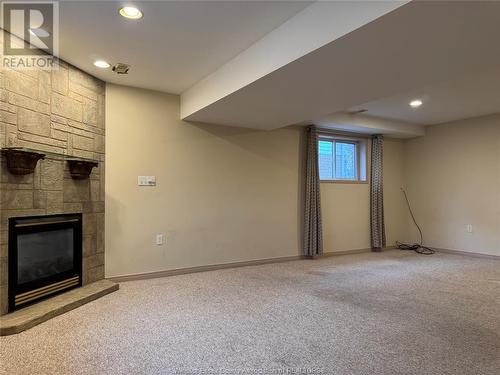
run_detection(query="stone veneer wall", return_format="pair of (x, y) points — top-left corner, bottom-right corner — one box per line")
(0, 53), (105, 314)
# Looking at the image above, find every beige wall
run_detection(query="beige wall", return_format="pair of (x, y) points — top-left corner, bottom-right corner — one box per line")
(105, 84), (406, 277)
(402, 114), (500, 256)
(105, 84), (303, 277)
(321, 138), (405, 252)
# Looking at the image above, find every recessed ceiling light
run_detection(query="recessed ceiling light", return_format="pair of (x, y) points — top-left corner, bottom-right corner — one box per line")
(94, 60), (111, 69)
(409, 99), (423, 108)
(119, 6), (143, 19)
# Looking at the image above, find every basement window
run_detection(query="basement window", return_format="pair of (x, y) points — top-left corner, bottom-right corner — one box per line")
(318, 136), (367, 183)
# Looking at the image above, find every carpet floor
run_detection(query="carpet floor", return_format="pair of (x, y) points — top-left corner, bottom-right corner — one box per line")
(1, 250), (499, 375)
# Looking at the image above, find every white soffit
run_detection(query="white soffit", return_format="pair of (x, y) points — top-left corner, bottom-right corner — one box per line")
(315, 113), (425, 139)
(182, 1), (500, 131)
(181, 0), (409, 119)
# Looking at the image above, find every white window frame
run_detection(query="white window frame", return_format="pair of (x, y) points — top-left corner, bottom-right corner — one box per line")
(318, 135), (368, 184)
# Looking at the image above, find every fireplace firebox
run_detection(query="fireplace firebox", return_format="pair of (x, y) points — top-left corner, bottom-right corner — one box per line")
(8, 213), (82, 312)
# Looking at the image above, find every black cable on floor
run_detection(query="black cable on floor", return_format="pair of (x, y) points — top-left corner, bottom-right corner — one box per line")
(396, 188), (435, 255)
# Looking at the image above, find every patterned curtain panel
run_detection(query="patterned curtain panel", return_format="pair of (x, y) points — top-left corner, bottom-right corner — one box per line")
(303, 126), (323, 257)
(370, 135), (386, 251)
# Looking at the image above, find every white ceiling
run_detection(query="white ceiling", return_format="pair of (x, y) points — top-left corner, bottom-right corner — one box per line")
(57, 0), (310, 94)
(184, 1), (500, 130)
(348, 67), (500, 126)
(8, 0), (498, 135)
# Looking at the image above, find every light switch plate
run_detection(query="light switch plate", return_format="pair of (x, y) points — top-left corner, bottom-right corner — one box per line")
(138, 176), (156, 186)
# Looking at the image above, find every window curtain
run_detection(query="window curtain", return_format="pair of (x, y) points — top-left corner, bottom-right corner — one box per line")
(303, 126), (323, 257)
(370, 135), (386, 251)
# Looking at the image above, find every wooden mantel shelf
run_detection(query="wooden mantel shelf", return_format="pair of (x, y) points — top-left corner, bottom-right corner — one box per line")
(67, 159), (99, 179)
(1, 148), (45, 175)
(1, 147), (99, 179)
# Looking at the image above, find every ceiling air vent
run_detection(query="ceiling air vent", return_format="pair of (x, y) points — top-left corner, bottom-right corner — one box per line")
(112, 63), (130, 74)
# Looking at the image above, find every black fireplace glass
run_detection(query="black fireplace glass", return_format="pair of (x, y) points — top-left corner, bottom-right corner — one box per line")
(9, 213), (82, 312)
(17, 228), (74, 284)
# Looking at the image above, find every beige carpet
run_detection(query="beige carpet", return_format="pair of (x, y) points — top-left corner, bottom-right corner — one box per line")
(1, 250), (499, 375)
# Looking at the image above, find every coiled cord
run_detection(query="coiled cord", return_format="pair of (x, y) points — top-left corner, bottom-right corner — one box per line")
(396, 188), (435, 255)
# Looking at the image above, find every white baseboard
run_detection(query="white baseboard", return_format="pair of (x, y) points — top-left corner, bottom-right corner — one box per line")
(107, 247), (385, 283)
(435, 248), (500, 260)
(107, 246), (500, 283)
(322, 247), (391, 257)
(108, 255), (305, 282)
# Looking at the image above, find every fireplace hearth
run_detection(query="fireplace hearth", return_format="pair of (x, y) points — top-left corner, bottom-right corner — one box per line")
(8, 214), (83, 312)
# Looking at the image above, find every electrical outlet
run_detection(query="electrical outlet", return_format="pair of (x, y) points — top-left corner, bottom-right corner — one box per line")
(155, 234), (164, 245)
(466, 224), (473, 233)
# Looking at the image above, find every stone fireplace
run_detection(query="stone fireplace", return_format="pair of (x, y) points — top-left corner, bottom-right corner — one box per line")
(0, 45), (106, 315)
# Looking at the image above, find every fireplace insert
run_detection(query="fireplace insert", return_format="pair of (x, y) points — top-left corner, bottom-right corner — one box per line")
(8, 213), (82, 312)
